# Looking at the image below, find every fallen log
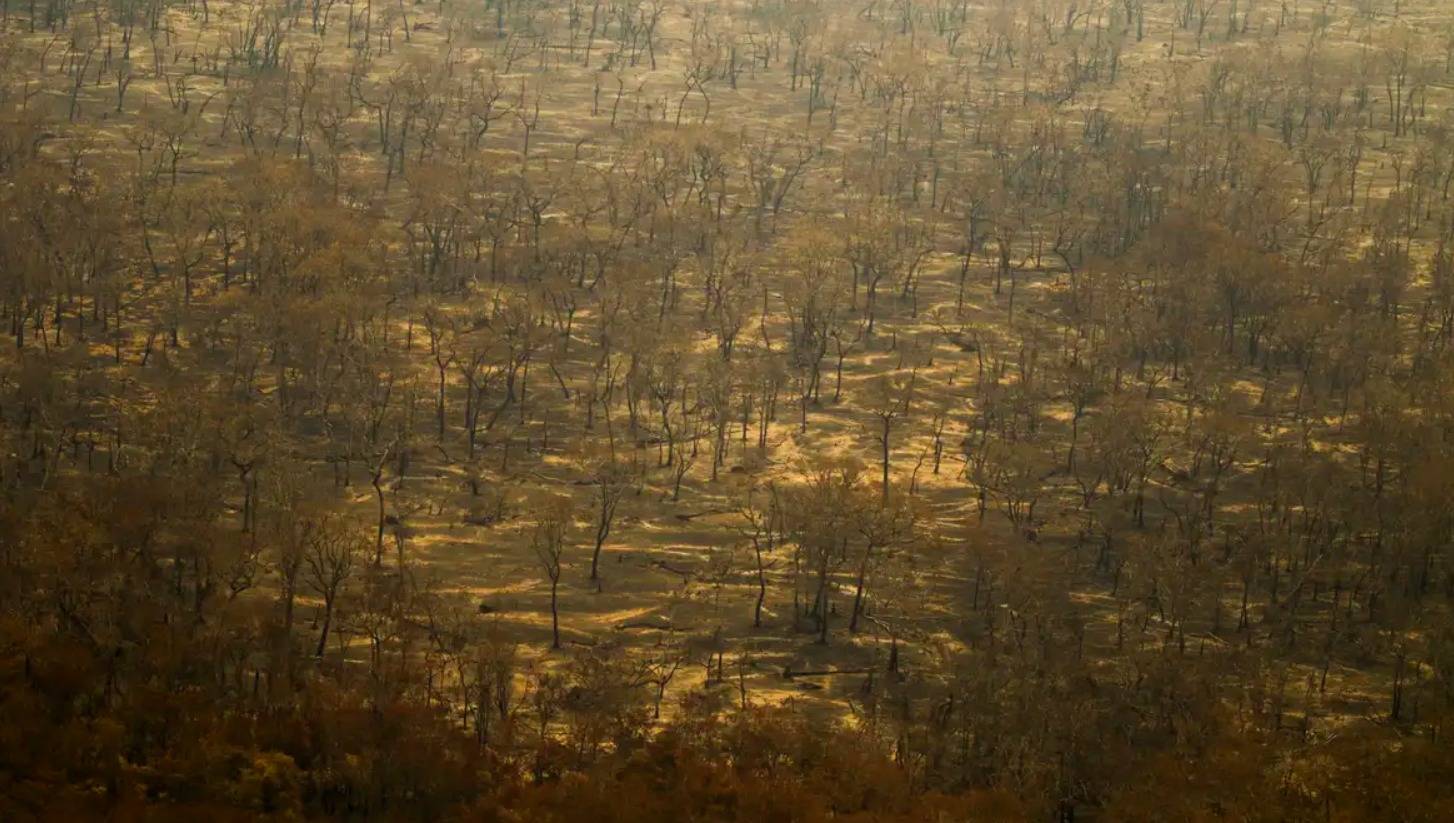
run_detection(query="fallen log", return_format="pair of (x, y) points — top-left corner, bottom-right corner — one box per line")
(673, 508), (733, 521)
(781, 666), (877, 679)
(650, 560), (696, 581)
(616, 621), (684, 632)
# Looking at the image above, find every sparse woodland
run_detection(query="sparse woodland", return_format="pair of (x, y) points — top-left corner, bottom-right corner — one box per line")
(5, 0), (1454, 818)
